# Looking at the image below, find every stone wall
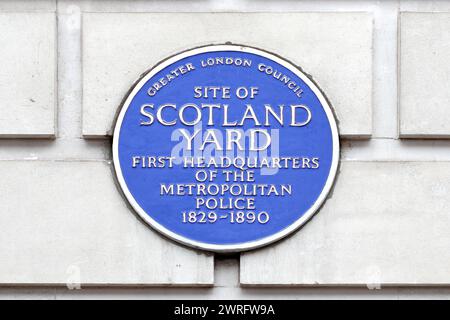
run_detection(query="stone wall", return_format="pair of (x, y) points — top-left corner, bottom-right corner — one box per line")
(0, 0), (449, 299)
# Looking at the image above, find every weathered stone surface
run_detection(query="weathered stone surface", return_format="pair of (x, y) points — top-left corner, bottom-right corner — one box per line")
(400, 12), (450, 138)
(0, 161), (213, 286)
(0, 12), (56, 138)
(82, 12), (373, 138)
(241, 161), (450, 286)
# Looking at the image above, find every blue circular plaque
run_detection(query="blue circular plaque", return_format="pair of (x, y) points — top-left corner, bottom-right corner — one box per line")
(113, 45), (339, 252)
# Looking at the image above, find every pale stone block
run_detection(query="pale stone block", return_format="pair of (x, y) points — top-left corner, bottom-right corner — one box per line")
(0, 161), (213, 286)
(400, 13), (450, 138)
(241, 161), (450, 286)
(82, 12), (373, 138)
(0, 1), (55, 12)
(0, 12), (56, 138)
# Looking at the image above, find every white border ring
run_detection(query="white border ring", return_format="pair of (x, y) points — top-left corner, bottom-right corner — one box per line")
(112, 44), (340, 253)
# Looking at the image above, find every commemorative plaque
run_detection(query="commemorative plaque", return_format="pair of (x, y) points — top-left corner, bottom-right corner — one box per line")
(113, 45), (339, 252)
